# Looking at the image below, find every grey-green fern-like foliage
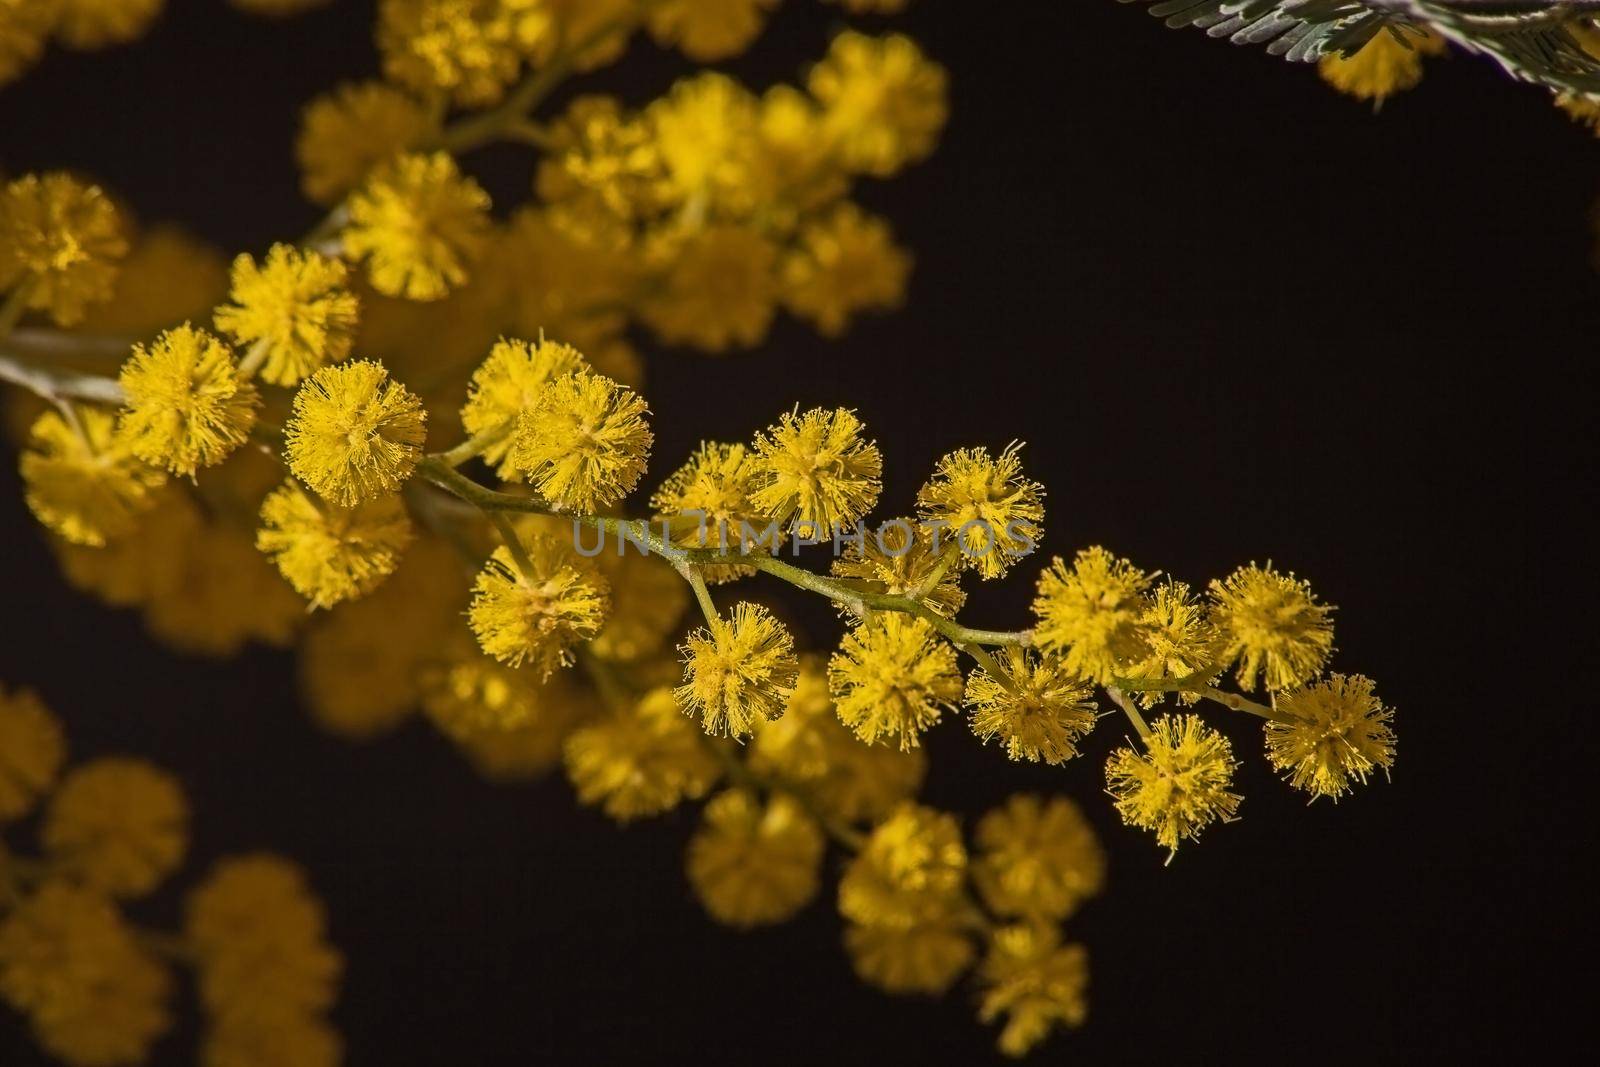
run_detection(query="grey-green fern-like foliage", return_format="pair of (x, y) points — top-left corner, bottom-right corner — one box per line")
(1123, 1), (1600, 95)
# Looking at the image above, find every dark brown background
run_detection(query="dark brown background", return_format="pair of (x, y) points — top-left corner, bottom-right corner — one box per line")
(1, 0), (1590, 1062)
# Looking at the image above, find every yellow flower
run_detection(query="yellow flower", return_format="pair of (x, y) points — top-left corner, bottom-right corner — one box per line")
(509, 369), (653, 511)
(782, 204), (910, 336)
(143, 522), (306, 657)
(809, 32), (947, 177)
(642, 224), (779, 352)
(80, 225), (230, 337)
(1106, 713), (1241, 856)
(829, 614), (962, 750)
(42, 758), (188, 899)
(587, 550), (687, 662)
(652, 441), (771, 583)
(460, 336), (589, 478)
(377, 0), (523, 107)
(285, 360), (428, 506)
(1209, 562), (1335, 692)
(1, 1), (52, 87)
(422, 643), (568, 735)
(21, 408), (165, 547)
(749, 406), (882, 532)
(964, 649), (1097, 765)
(1030, 546), (1152, 685)
(117, 324), (259, 476)
(53, 0), (164, 49)
(185, 854), (342, 1023)
(749, 658), (927, 823)
(0, 882), (171, 1067)
(468, 531), (610, 674)
(1265, 674), (1396, 801)
(831, 518), (965, 619)
(972, 795), (1104, 922)
(844, 913), (974, 996)
(916, 443), (1043, 580)
(213, 244), (360, 386)
(564, 687), (721, 821)
(753, 84), (849, 219)
(0, 686), (64, 822)
(203, 1011), (342, 1067)
(686, 789), (824, 927)
(343, 152), (490, 301)
(1319, 28), (1445, 103)
(0, 173), (128, 325)
(647, 72), (760, 207)
(537, 95), (672, 224)
(978, 923), (1089, 1057)
(257, 479), (413, 609)
(1119, 580), (1223, 705)
(838, 803), (965, 928)
(647, 0), (775, 62)
(676, 602), (799, 738)
(295, 80), (432, 205)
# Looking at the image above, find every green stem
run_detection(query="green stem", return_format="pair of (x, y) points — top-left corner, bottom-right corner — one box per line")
(685, 568), (718, 626)
(1197, 685), (1295, 724)
(435, 421), (513, 468)
(0, 352), (126, 406)
(1105, 686), (1153, 742)
(235, 337), (271, 379)
(483, 508), (536, 578)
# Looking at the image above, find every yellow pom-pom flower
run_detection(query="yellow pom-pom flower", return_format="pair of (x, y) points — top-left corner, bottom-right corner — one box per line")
(676, 601), (799, 738)
(1318, 27), (1445, 104)
(41, 758), (188, 899)
(964, 648), (1097, 765)
(782, 204), (911, 336)
(460, 337), (589, 478)
(1030, 546), (1153, 685)
(1119, 580), (1223, 705)
(686, 789), (824, 928)
(467, 531), (610, 675)
(809, 31), (948, 177)
(978, 923), (1089, 1058)
(509, 369), (653, 512)
(652, 441), (772, 583)
(80, 224), (229, 336)
(117, 324), (259, 477)
(343, 152), (490, 301)
(648, 72), (760, 208)
(916, 443), (1044, 580)
(296, 81), (432, 205)
(54, 0), (165, 49)
(1265, 674), (1396, 801)
(647, 0), (775, 62)
(1105, 713), (1241, 857)
(20, 408), (164, 547)
(0, 686), (64, 822)
(829, 613), (962, 750)
(284, 360), (428, 506)
(564, 687), (721, 822)
(749, 406), (882, 533)
(972, 795), (1105, 922)
(843, 912), (974, 996)
(377, 0), (523, 107)
(838, 803), (966, 928)
(1209, 562), (1335, 692)
(0, 172), (128, 326)
(642, 224), (779, 352)
(831, 518), (965, 619)
(256, 479), (413, 609)
(213, 244), (360, 386)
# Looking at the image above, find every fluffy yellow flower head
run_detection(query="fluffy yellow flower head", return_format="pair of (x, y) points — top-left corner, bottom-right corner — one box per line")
(0, 686), (64, 822)
(1106, 713), (1241, 856)
(1119, 580), (1223, 705)
(917, 443), (1044, 581)
(1030, 547), (1153, 685)
(564, 687), (721, 822)
(838, 803), (966, 928)
(468, 531), (610, 675)
(1209, 562), (1335, 692)
(978, 923), (1089, 1058)
(213, 244), (360, 386)
(844, 912), (974, 996)
(257, 480), (413, 609)
(643, 224), (779, 352)
(460, 337), (589, 478)
(285, 360), (428, 506)
(537, 95), (673, 223)
(749, 406), (882, 532)
(964, 648), (1097, 765)
(378, 0), (524, 106)
(782, 204), (910, 336)
(1319, 28), (1445, 103)
(42, 758), (188, 899)
(0, 881), (171, 1066)
(973, 795), (1105, 923)
(652, 441), (771, 583)
(809, 32), (948, 177)
(0, 172), (128, 325)
(117, 324), (259, 476)
(184, 854), (342, 1021)
(831, 518), (966, 619)
(510, 369), (653, 511)
(20, 408), (163, 547)
(648, 72), (760, 206)
(343, 152), (490, 301)
(753, 84), (849, 217)
(54, 0), (165, 49)
(676, 602), (799, 738)
(648, 0), (775, 61)
(296, 81), (432, 205)
(1, 1), (52, 87)
(80, 224), (229, 336)
(204, 1013), (342, 1067)
(829, 613), (962, 750)
(1265, 674), (1396, 801)
(686, 789), (824, 928)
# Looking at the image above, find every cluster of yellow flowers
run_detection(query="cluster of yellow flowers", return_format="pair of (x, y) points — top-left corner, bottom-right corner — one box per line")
(0, 684), (342, 1067)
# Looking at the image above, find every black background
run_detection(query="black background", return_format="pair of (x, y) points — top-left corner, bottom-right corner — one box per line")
(1, 1), (1592, 1062)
